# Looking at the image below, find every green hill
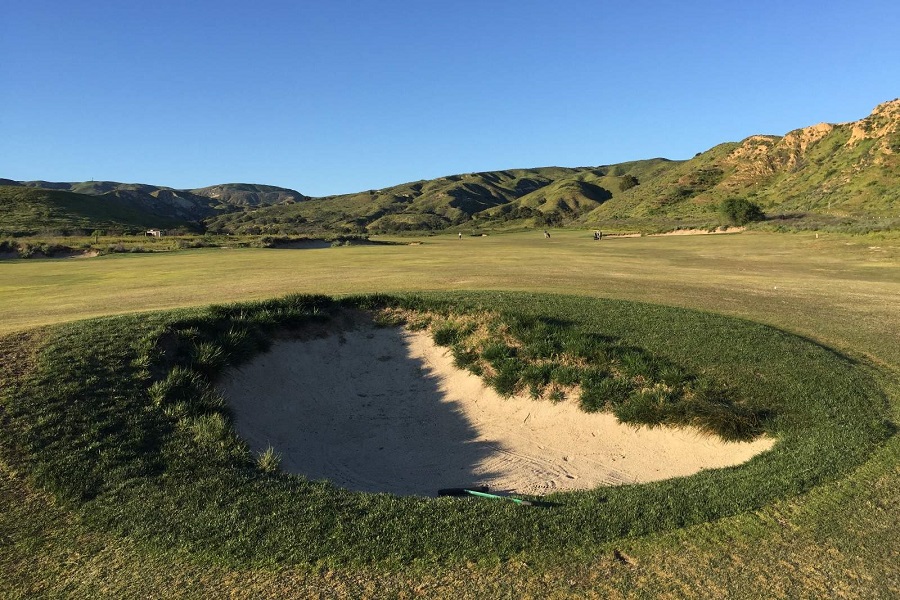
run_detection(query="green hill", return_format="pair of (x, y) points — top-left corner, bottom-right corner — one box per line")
(205, 97), (898, 235)
(1, 181), (308, 236)
(5, 99), (898, 236)
(0, 186), (198, 236)
(189, 183), (307, 207)
(581, 98), (900, 230)
(14, 180), (305, 208)
(205, 167), (589, 234)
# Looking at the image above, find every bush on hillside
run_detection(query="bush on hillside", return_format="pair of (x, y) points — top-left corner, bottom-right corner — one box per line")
(618, 175), (640, 191)
(719, 198), (765, 226)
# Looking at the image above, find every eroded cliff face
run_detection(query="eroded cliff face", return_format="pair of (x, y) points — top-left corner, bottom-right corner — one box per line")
(723, 99), (900, 179)
(581, 98), (900, 223)
(847, 98), (900, 158)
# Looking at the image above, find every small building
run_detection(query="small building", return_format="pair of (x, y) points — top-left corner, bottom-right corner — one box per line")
(146, 229), (162, 238)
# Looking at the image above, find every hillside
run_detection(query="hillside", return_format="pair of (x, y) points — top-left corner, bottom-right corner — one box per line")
(0, 186), (198, 236)
(582, 98), (900, 229)
(208, 99), (898, 235)
(190, 183), (307, 207)
(0, 181), (308, 236)
(12, 180), (305, 209)
(204, 161), (679, 235)
(4, 99), (897, 236)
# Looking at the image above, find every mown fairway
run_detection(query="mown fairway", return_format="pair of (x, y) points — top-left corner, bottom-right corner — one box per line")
(2, 230), (899, 598)
(2, 230), (898, 365)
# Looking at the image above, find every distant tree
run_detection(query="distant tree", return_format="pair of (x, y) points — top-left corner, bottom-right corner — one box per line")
(541, 211), (564, 226)
(719, 198), (765, 226)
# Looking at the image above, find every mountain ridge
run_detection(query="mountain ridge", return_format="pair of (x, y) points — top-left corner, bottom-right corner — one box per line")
(3, 99), (897, 235)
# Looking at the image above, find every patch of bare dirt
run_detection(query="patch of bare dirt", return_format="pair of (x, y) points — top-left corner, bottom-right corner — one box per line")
(650, 227), (745, 236)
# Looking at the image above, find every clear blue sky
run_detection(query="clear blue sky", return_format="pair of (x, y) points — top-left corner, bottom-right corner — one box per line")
(2, 0), (898, 196)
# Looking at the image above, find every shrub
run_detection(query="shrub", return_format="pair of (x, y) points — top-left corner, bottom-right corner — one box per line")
(618, 175), (639, 191)
(719, 198), (765, 226)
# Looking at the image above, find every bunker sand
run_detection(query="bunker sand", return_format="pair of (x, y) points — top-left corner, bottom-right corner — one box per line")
(219, 325), (774, 496)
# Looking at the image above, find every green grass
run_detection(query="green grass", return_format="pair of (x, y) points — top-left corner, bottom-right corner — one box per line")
(403, 307), (763, 439)
(1, 230), (898, 597)
(0, 291), (892, 570)
(1, 230), (897, 366)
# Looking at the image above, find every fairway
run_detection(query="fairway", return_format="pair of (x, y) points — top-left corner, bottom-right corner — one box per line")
(2, 230), (898, 365)
(1, 230), (899, 598)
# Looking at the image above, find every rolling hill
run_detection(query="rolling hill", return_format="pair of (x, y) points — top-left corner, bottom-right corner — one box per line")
(0, 181), (307, 236)
(3, 99), (897, 236)
(0, 186), (199, 236)
(581, 98), (900, 228)
(206, 99), (898, 235)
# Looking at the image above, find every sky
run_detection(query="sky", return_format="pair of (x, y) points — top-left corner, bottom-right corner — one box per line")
(2, 1), (899, 197)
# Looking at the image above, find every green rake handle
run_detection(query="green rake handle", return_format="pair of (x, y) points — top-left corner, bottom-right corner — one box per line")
(438, 487), (533, 506)
(463, 489), (533, 506)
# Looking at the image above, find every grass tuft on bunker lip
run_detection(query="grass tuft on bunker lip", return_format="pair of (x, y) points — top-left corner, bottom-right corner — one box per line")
(0, 291), (892, 568)
(384, 307), (766, 441)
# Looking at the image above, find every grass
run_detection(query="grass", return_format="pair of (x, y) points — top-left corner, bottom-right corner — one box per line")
(0, 292), (892, 566)
(0, 232), (378, 259)
(1, 230), (897, 366)
(392, 307), (764, 439)
(1, 230), (898, 597)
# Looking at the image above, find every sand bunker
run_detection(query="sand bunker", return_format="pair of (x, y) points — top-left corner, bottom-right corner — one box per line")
(219, 325), (774, 496)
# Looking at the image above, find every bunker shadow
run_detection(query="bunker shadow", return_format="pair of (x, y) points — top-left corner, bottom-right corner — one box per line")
(219, 323), (506, 497)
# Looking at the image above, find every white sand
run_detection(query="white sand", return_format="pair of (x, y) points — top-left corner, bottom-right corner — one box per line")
(218, 325), (774, 496)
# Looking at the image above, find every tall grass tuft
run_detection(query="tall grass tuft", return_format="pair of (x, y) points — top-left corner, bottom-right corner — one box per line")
(580, 377), (633, 411)
(257, 445), (282, 474)
(191, 341), (227, 376)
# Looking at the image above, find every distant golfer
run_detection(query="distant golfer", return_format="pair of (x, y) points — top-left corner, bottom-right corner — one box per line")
(458, 232), (462, 239)
(544, 230), (551, 239)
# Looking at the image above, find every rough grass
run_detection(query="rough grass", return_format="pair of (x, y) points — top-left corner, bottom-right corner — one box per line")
(389, 307), (764, 440)
(0, 292), (891, 574)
